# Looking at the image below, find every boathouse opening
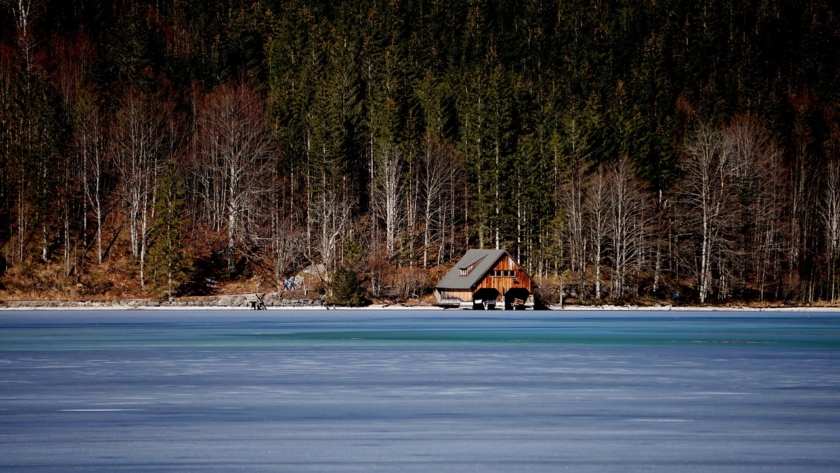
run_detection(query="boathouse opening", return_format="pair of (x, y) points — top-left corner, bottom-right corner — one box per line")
(504, 287), (531, 310)
(473, 288), (500, 310)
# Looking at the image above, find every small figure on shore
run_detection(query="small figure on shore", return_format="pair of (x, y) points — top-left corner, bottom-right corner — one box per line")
(673, 291), (680, 306)
(289, 278), (296, 290)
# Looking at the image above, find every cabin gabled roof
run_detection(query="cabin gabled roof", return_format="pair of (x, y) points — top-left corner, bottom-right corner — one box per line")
(436, 249), (508, 290)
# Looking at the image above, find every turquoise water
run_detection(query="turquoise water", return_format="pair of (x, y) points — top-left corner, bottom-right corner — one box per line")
(3, 311), (840, 349)
(1, 310), (839, 472)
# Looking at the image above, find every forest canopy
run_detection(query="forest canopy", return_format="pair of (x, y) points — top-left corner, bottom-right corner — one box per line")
(1, 0), (839, 304)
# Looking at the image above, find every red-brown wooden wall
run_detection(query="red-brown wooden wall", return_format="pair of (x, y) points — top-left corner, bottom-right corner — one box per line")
(474, 255), (533, 296)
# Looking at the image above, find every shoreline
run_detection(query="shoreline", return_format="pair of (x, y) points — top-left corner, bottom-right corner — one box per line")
(548, 304), (840, 312)
(2, 300), (840, 313)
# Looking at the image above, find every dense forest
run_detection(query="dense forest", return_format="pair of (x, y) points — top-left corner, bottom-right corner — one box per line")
(1, 0), (839, 304)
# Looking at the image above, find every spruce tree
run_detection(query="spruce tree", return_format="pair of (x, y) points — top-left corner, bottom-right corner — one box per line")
(148, 162), (190, 299)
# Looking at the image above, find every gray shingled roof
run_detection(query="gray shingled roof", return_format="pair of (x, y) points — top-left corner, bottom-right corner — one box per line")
(436, 249), (507, 290)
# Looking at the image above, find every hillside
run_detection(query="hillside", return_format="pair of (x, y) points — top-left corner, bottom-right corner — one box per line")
(1, 0), (839, 305)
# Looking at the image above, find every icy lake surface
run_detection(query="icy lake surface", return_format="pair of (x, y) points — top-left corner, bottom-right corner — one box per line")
(2, 310), (840, 472)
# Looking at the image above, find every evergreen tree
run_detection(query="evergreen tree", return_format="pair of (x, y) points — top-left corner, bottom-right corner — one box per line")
(0, 0), (838, 303)
(148, 161), (190, 299)
(327, 266), (369, 306)
(10, 71), (65, 263)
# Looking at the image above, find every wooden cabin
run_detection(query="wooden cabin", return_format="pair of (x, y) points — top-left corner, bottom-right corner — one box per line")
(435, 249), (536, 309)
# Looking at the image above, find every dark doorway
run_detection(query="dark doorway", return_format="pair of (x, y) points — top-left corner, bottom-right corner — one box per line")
(504, 288), (530, 310)
(473, 288), (500, 310)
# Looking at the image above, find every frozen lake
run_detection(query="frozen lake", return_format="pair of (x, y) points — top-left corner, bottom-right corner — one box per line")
(2, 310), (839, 472)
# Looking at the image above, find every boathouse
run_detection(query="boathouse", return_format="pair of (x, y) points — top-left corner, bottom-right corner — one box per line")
(435, 249), (535, 309)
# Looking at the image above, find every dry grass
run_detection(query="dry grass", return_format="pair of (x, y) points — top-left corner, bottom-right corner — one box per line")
(0, 258), (144, 302)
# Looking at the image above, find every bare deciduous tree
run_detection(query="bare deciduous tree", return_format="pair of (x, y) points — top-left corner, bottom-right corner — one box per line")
(112, 90), (167, 287)
(607, 157), (649, 300)
(679, 124), (737, 303)
(726, 116), (784, 301)
(312, 188), (354, 278)
(194, 80), (273, 277)
(585, 165), (609, 300)
(371, 142), (404, 260)
(561, 163), (587, 298)
(74, 86), (107, 265)
(49, 34), (96, 276)
(822, 162), (840, 303)
(788, 122), (819, 301)
(267, 211), (305, 294)
(4, 0), (40, 76)
(418, 134), (456, 268)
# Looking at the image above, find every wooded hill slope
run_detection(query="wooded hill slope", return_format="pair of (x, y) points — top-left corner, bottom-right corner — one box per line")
(1, 0), (839, 304)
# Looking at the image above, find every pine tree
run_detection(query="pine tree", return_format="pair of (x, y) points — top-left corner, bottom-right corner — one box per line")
(148, 161), (191, 299)
(327, 266), (369, 306)
(10, 72), (65, 264)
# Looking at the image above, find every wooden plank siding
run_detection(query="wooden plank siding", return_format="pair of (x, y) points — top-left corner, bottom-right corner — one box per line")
(436, 289), (472, 301)
(474, 255), (533, 296)
(435, 250), (536, 307)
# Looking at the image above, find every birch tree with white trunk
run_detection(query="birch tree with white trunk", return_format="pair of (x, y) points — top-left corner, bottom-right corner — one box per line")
(371, 142), (404, 260)
(679, 124), (737, 303)
(585, 165), (609, 300)
(822, 161), (840, 303)
(607, 157), (649, 300)
(112, 90), (166, 287)
(418, 134), (456, 268)
(75, 87), (107, 265)
(726, 116), (783, 301)
(562, 163), (587, 297)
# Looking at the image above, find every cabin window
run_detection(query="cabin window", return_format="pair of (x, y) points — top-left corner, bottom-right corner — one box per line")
(460, 268), (467, 276)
